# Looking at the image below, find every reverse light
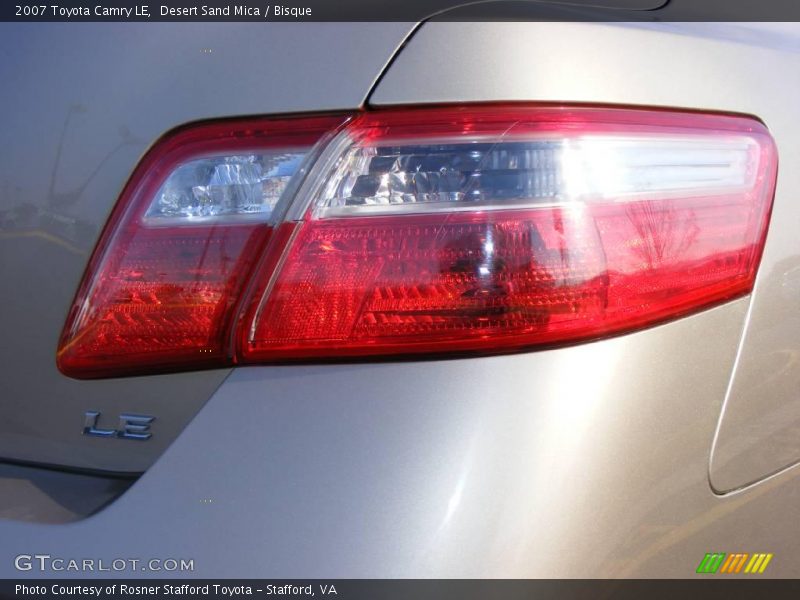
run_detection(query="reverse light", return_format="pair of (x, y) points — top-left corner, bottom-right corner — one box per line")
(58, 106), (777, 378)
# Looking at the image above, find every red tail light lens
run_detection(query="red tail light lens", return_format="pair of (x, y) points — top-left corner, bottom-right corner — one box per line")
(58, 106), (777, 378)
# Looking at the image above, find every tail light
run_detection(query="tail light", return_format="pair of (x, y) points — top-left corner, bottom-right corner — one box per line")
(57, 105), (777, 378)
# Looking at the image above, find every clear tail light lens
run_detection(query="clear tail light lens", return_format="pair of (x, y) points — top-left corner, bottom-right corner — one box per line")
(58, 106), (777, 378)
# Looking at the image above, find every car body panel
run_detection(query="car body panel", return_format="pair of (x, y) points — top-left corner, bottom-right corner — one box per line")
(0, 300), (773, 578)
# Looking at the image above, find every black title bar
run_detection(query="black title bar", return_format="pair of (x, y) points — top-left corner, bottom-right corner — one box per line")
(5, 0), (800, 22)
